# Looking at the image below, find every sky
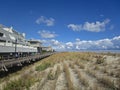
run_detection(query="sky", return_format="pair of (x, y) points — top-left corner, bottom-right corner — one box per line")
(0, 0), (120, 51)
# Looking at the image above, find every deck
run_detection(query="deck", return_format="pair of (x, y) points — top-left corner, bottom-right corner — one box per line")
(0, 53), (53, 71)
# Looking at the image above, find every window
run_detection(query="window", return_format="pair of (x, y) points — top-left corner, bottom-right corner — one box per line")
(8, 41), (10, 43)
(0, 32), (3, 37)
(0, 40), (6, 42)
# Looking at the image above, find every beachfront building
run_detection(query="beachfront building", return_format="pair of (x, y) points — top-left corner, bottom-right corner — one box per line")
(28, 40), (42, 53)
(41, 46), (53, 52)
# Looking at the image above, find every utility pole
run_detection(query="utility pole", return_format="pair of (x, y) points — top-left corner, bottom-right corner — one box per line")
(15, 39), (17, 55)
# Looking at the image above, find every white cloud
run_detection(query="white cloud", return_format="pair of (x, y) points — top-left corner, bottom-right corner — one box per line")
(68, 19), (110, 32)
(66, 42), (74, 49)
(68, 24), (82, 31)
(36, 16), (55, 26)
(45, 39), (65, 50)
(73, 36), (120, 50)
(38, 30), (57, 38)
(111, 36), (120, 49)
(40, 39), (65, 50)
(113, 36), (120, 40)
(50, 39), (60, 46)
(39, 36), (120, 51)
(74, 38), (114, 50)
(40, 39), (47, 43)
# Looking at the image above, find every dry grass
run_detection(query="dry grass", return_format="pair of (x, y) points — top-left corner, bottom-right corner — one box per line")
(3, 71), (37, 90)
(97, 76), (117, 89)
(47, 65), (60, 80)
(86, 68), (97, 78)
(77, 70), (89, 87)
(1, 52), (120, 90)
(63, 63), (74, 90)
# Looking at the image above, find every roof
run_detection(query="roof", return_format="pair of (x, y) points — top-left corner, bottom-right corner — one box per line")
(0, 24), (26, 44)
(28, 40), (42, 44)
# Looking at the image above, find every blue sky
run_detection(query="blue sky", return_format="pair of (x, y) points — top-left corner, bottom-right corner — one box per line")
(0, 0), (120, 50)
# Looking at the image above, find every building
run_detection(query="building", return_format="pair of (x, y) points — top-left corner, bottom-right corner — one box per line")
(41, 46), (53, 52)
(0, 25), (37, 53)
(28, 40), (54, 52)
(27, 40), (42, 47)
(0, 24), (53, 54)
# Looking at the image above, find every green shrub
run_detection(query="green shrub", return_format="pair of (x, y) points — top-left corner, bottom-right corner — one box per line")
(35, 62), (51, 71)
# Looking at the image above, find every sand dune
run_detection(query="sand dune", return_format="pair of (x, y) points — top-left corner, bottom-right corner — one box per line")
(1, 52), (120, 90)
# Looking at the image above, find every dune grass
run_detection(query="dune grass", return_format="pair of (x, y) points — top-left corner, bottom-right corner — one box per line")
(63, 63), (74, 90)
(1, 52), (120, 90)
(35, 62), (51, 71)
(3, 73), (36, 90)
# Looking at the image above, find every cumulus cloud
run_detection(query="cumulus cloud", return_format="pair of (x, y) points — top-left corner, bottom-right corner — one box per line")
(111, 36), (120, 49)
(40, 36), (120, 51)
(36, 16), (55, 26)
(73, 36), (120, 50)
(66, 42), (74, 49)
(68, 19), (110, 32)
(40, 39), (47, 43)
(38, 30), (57, 38)
(50, 39), (60, 46)
(43, 39), (65, 50)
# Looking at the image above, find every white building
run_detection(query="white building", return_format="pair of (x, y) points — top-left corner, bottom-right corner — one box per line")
(42, 46), (53, 52)
(27, 40), (42, 47)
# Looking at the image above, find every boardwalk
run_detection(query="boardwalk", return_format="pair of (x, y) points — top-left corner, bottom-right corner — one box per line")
(0, 53), (53, 71)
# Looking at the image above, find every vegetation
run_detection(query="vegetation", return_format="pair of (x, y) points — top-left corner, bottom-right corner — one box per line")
(96, 56), (105, 64)
(1, 52), (120, 90)
(35, 62), (51, 71)
(64, 63), (74, 90)
(4, 73), (36, 90)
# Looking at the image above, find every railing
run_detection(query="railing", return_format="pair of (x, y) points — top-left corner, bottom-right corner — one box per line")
(0, 52), (53, 71)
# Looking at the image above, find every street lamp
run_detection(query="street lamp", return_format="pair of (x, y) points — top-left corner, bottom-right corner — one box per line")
(15, 39), (17, 57)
